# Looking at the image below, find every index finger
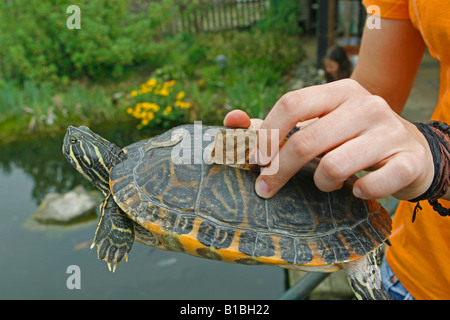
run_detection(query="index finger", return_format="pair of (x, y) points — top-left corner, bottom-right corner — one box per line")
(223, 109), (263, 130)
(258, 79), (369, 164)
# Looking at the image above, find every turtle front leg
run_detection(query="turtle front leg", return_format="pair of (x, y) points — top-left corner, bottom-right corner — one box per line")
(91, 194), (135, 272)
(342, 248), (392, 300)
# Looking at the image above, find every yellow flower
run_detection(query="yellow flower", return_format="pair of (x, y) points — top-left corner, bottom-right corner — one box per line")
(149, 103), (160, 112)
(176, 91), (185, 100)
(128, 78), (190, 127)
(154, 87), (170, 96)
(146, 78), (157, 87)
(165, 79), (176, 87)
(175, 100), (192, 109)
(160, 89), (170, 96)
(163, 106), (173, 115)
(132, 110), (140, 118)
(139, 84), (152, 95)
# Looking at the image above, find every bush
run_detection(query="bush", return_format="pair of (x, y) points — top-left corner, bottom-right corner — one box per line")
(0, 0), (172, 84)
(257, 0), (302, 35)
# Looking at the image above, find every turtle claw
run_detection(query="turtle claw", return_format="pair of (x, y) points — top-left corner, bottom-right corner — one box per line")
(106, 260), (123, 273)
(93, 237), (132, 272)
(107, 262), (118, 273)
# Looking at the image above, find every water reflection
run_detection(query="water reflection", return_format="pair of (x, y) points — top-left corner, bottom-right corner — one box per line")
(0, 123), (158, 203)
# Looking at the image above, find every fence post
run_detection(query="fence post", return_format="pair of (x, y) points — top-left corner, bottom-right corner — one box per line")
(316, 0), (329, 69)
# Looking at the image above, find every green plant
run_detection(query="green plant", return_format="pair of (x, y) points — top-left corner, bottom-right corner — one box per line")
(257, 0), (302, 35)
(179, 30), (304, 120)
(224, 69), (285, 119)
(0, 0), (174, 84)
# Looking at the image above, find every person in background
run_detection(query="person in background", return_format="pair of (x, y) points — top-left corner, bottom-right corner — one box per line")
(323, 45), (353, 82)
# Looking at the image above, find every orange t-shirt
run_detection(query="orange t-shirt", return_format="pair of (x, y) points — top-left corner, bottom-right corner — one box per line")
(363, 0), (450, 299)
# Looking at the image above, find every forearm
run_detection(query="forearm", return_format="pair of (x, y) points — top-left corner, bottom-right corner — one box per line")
(351, 17), (426, 114)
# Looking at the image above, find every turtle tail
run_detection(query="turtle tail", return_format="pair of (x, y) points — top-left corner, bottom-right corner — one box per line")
(342, 248), (392, 300)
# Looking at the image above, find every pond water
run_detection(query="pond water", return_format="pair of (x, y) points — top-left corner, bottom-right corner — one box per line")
(0, 124), (285, 299)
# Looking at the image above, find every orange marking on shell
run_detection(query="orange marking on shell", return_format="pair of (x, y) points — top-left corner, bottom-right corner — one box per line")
(303, 241), (327, 267)
(365, 199), (380, 213)
(215, 230), (251, 263)
(176, 218), (207, 256)
(139, 210), (168, 237)
(216, 248), (251, 263)
(347, 252), (365, 262)
(361, 224), (381, 248)
(368, 205), (392, 238)
(255, 235), (289, 265)
(109, 175), (125, 192)
(336, 232), (365, 262)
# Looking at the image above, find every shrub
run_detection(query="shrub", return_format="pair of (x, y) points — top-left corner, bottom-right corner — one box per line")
(0, 0), (172, 84)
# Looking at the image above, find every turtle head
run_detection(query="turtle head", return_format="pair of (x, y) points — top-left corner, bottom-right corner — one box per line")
(63, 125), (126, 195)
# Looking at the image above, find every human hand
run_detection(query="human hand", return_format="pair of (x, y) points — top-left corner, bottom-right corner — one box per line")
(224, 79), (434, 201)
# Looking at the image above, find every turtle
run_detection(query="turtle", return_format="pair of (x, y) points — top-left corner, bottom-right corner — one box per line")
(62, 124), (392, 300)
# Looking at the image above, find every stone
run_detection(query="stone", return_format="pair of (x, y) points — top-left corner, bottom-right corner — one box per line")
(33, 185), (101, 224)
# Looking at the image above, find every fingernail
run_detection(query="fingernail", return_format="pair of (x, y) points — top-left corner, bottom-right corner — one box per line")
(353, 186), (366, 199)
(255, 178), (270, 198)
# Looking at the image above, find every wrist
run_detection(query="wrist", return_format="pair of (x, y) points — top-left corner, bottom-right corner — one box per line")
(410, 122), (450, 201)
(410, 121), (450, 220)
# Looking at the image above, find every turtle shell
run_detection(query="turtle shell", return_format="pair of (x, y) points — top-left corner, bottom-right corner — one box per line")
(110, 125), (391, 270)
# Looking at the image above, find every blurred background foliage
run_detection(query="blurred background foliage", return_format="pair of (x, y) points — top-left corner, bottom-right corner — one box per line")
(0, 0), (305, 140)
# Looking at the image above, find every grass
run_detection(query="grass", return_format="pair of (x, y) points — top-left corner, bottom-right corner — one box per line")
(0, 79), (129, 141)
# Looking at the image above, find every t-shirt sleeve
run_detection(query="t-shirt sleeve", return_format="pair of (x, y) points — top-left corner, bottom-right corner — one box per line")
(362, 0), (410, 20)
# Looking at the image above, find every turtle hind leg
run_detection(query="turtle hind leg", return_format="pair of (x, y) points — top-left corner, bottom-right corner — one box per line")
(134, 223), (165, 249)
(92, 194), (135, 272)
(342, 248), (392, 300)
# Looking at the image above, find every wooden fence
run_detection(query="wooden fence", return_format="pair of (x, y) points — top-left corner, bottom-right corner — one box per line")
(152, 0), (366, 40)
(161, 0), (269, 35)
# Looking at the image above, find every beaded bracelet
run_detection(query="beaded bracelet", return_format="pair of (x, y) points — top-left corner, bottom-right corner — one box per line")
(410, 121), (450, 222)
